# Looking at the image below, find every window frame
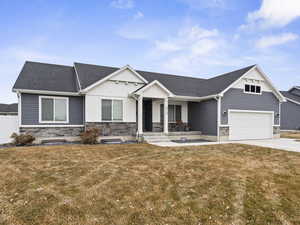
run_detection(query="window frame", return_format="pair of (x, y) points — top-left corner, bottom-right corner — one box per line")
(39, 96), (69, 124)
(168, 104), (182, 123)
(101, 98), (124, 122)
(244, 83), (262, 95)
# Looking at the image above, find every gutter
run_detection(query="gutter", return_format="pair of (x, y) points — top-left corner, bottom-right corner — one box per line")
(13, 88), (81, 96)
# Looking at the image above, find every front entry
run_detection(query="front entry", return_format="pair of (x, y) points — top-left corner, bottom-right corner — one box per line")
(143, 99), (153, 132)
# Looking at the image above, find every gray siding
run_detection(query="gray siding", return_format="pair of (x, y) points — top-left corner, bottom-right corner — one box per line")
(188, 99), (217, 136)
(21, 93), (84, 125)
(221, 88), (280, 125)
(281, 100), (300, 130)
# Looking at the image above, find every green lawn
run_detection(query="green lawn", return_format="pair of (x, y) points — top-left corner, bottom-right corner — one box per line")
(0, 143), (300, 225)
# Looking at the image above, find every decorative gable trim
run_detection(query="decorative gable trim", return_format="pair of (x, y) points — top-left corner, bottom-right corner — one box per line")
(81, 65), (148, 93)
(220, 65), (286, 102)
(134, 80), (174, 97)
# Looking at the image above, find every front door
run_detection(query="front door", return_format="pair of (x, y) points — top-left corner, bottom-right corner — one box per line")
(143, 99), (153, 132)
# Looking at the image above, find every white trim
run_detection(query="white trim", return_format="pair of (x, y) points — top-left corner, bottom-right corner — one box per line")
(74, 64), (82, 91)
(39, 96), (69, 124)
(220, 65), (286, 102)
(285, 97), (300, 105)
(13, 89), (80, 96)
(273, 124), (280, 127)
(100, 97), (124, 122)
(20, 125), (84, 128)
(217, 97), (221, 142)
(18, 92), (22, 128)
(219, 124), (230, 127)
(134, 80), (174, 97)
(82, 65), (148, 93)
(171, 94), (220, 101)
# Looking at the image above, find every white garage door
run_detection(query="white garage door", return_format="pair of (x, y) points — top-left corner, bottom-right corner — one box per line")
(0, 115), (18, 144)
(229, 110), (273, 141)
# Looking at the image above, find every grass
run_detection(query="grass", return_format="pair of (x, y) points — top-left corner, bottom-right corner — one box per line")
(0, 143), (300, 225)
(281, 131), (300, 141)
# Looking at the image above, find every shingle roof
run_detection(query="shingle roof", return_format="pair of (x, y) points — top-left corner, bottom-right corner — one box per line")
(0, 103), (18, 113)
(13, 61), (79, 93)
(74, 62), (119, 90)
(14, 61), (256, 97)
(280, 91), (300, 103)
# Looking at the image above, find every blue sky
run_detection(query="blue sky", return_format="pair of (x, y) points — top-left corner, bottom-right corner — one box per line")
(1, 0), (300, 103)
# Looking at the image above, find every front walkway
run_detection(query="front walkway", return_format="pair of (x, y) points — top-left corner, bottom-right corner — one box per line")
(151, 138), (300, 152)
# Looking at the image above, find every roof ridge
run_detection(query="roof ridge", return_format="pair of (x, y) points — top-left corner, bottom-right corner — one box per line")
(25, 61), (73, 68)
(74, 62), (119, 70)
(137, 69), (206, 81)
(207, 64), (257, 80)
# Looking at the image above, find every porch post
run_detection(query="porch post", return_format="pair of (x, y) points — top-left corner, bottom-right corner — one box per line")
(138, 95), (143, 136)
(164, 98), (168, 134)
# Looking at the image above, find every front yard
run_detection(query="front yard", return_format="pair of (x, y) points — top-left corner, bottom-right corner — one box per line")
(0, 143), (300, 225)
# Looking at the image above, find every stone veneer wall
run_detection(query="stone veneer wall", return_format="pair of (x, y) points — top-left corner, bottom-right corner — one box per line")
(20, 127), (84, 137)
(219, 126), (229, 137)
(85, 122), (137, 136)
(152, 123), (189, 132)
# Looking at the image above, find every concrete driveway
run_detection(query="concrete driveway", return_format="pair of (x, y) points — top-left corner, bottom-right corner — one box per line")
(152, 138), (300, 152)
(237, 138), (300, 152)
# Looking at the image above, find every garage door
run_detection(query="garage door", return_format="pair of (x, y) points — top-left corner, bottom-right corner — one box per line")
(229, 110), (273, 140)
(0, 115), (18, 144)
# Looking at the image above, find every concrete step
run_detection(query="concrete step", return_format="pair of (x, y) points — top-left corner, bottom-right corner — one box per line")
(144, 135), (170, 143)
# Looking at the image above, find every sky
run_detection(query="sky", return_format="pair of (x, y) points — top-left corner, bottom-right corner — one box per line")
(1, 0), (300, 103)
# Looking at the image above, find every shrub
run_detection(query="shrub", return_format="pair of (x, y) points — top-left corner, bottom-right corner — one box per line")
(10, 133), (35, 146)
(80, 128), (100, 144)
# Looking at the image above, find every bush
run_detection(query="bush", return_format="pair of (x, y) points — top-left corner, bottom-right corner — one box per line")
(10, 133), (35, 146)
(80, 128), (100, 144)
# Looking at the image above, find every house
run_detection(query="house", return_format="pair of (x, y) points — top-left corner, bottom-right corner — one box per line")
(12, 61), (286, 143)
(280, 87), (300, 131)
(0, 103), (18, 115)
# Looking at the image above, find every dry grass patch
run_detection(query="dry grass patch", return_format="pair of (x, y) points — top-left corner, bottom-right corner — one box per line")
(0, 143), (300, 225)
(281, 131), (300, 140)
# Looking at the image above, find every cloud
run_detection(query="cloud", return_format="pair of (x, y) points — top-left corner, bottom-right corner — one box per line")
(154, 26), (219, 54)
(133, 11), (144, 20)
(110, 0), (134, 9)
(256, 33), (298, 48)
(242, 0), (300, 29)
(148, 25), (228, 74)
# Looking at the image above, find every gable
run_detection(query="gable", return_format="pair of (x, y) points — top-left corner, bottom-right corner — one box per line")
(109, 68), (146, 83)
(232, 68), (272, 92)
(142, 83), (169, 98)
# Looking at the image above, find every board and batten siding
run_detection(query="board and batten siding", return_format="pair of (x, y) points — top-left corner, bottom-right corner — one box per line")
(188, 99), (218, 135)
(221, 88), (280, 125)
(85, 81), (144, 123)
(21, 93), (84, 125)
(281, 100), (300, 130)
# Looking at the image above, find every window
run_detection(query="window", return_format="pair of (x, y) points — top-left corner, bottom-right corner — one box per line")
(101, 99), (123, 121)
(40, 96), (68, 123)
(244, 84), (261, 94)
(168, 105), (182, 122)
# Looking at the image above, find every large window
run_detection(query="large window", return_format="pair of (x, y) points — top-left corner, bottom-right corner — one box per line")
(40, 96), (68, 123)
(168, 105), (182, 122)
(101, 99), (123, 121)
(245, 84), (261, 94)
